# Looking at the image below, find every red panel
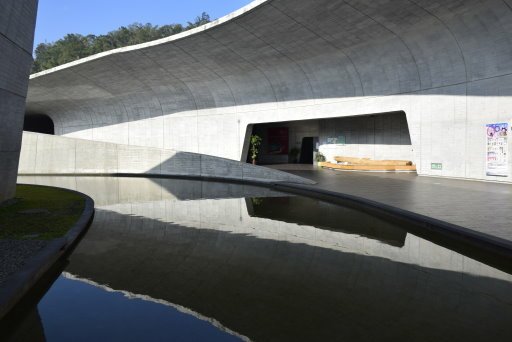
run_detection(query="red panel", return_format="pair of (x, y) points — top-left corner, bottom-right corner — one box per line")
(267, 127), (289, 155)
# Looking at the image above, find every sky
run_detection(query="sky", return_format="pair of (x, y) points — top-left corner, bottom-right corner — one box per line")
(34, 0), (254, 48)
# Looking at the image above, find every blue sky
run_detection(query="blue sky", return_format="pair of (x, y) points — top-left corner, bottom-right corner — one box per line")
(34, 0), (253, 47)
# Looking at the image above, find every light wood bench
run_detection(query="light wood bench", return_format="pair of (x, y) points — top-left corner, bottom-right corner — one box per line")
(319, 156), (416, 172)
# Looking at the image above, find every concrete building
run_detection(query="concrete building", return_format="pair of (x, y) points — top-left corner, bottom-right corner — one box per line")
(21, 0), (512, 183)
(0, 0), (38, 202)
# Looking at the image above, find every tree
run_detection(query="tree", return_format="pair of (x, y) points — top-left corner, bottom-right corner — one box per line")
(250, 135), (263, 165)
(32, 13), (211, 73)
(186, 12), (211, 29)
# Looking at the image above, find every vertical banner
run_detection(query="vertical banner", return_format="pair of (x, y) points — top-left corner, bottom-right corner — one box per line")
(486, 123), (509, 177)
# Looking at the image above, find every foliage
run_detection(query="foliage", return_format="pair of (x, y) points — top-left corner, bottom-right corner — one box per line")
(0, 185), (85, 240)
(251, 197), (264, 206)
(186, 12), (211, 29)
(315, 152), (326, 162)
(289, 148), (300, 158)
(289, 148), (300, 163)
(250, 135), (263, 161)
(32, 13), (211, 73)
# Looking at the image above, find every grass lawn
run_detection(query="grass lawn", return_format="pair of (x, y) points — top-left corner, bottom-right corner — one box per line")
(0, 185), (85, 240)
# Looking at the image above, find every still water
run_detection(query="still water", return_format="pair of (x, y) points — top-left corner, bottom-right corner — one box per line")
(4, 176), (512, 341)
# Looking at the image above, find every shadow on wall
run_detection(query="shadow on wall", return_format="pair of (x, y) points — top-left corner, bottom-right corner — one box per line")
(318, 112), (412, 146)
(18, 132), (314, 185)
(146, 150), (314, 184)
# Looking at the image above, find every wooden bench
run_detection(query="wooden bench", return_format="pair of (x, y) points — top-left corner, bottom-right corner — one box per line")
(319, 156), (416, 172)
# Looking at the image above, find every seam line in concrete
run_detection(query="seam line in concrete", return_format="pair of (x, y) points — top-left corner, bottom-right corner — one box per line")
(0, 31), (34, 56)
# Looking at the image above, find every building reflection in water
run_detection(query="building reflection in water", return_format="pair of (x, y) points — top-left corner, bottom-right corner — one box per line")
(10, 176), (512, 341)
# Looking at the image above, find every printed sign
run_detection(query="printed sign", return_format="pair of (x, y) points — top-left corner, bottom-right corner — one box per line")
(326, 135), (346, 145)
(431, 163), (443, 170)
(486, 123), (509, 177)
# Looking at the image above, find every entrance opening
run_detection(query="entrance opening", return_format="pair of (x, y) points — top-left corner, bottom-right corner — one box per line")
(247, 119), (319, 165)
(246, 111), (415, 171)
(299, 137), (315, 164)
(24, 114), (54, 135)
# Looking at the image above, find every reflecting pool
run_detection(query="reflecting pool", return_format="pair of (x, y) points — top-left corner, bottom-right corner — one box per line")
(3, 176), (512, 341)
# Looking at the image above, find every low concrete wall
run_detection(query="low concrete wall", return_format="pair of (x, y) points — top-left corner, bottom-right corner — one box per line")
(18, 132), (313, 184)
(0, 184), (94, 320)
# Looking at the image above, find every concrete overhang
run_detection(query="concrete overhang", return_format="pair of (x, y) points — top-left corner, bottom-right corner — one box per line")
(23, 0), (512, 182)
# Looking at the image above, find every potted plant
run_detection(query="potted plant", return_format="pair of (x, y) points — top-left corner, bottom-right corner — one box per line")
(250, 134), (262, 165)
(289, 147), (300, 164)
(315, 151), (326, 166)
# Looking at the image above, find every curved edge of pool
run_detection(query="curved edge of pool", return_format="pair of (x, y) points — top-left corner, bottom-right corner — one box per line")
(273, 182), (512, 275)
(0, 185), (95, 320)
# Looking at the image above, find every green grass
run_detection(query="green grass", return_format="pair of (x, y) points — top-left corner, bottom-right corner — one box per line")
(0, 185), (85, 240)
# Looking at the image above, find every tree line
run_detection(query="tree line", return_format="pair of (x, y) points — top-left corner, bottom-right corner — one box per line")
(32, 12), (211, 73)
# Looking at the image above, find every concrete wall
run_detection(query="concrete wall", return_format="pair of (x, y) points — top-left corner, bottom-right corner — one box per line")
(319, 112), (414, 163)
(0, 0), (38, 201)
(25, 0), (512, 183)
(18, 132), (313, 184)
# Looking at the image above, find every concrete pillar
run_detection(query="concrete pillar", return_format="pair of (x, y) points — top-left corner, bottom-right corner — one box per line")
(0, 0), (38, 202)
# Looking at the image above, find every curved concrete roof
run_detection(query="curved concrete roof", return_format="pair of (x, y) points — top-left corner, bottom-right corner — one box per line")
(25, 0), (512, 181)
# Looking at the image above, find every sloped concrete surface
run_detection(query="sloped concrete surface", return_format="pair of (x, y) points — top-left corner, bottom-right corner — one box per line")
(18, 132), (314, 185)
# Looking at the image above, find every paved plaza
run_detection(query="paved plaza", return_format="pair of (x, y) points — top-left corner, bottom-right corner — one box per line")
(269, 165), (512, 243)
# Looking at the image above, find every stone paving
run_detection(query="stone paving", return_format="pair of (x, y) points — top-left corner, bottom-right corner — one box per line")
(268, 165), (512, 243)
(0, 240), (46, 285)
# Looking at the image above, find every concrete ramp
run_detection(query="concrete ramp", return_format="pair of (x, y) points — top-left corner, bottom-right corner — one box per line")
(18, 132), (314, 185)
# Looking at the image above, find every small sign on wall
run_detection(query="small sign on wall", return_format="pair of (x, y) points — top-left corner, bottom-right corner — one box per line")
(326, 135), (345, 145)
(431, 163), (443, 170)
(486, 123), (509, 177)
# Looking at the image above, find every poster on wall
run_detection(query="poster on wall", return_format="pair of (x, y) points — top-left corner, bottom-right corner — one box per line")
(486, 123), (509, 177)
(268, 127), (289, 155)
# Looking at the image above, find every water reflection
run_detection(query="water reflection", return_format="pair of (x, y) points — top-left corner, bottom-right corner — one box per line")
(38, 274), (244, 341)
(10, 176), (512, 341)
(18, 176), (287, 206)
(247, 196), (407, 247)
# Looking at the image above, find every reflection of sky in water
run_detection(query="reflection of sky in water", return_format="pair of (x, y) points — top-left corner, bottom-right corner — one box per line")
(38, 276), (243, 342)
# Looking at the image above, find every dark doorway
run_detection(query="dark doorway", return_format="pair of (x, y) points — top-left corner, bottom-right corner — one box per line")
(24, 114), (54, 135)
(300, 137), (314, 164)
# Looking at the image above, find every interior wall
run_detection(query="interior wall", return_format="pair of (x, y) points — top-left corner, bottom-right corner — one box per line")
(249, 112), (413, 165)
(252, 120), (320, 164)
(319, 112), (414, 163)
